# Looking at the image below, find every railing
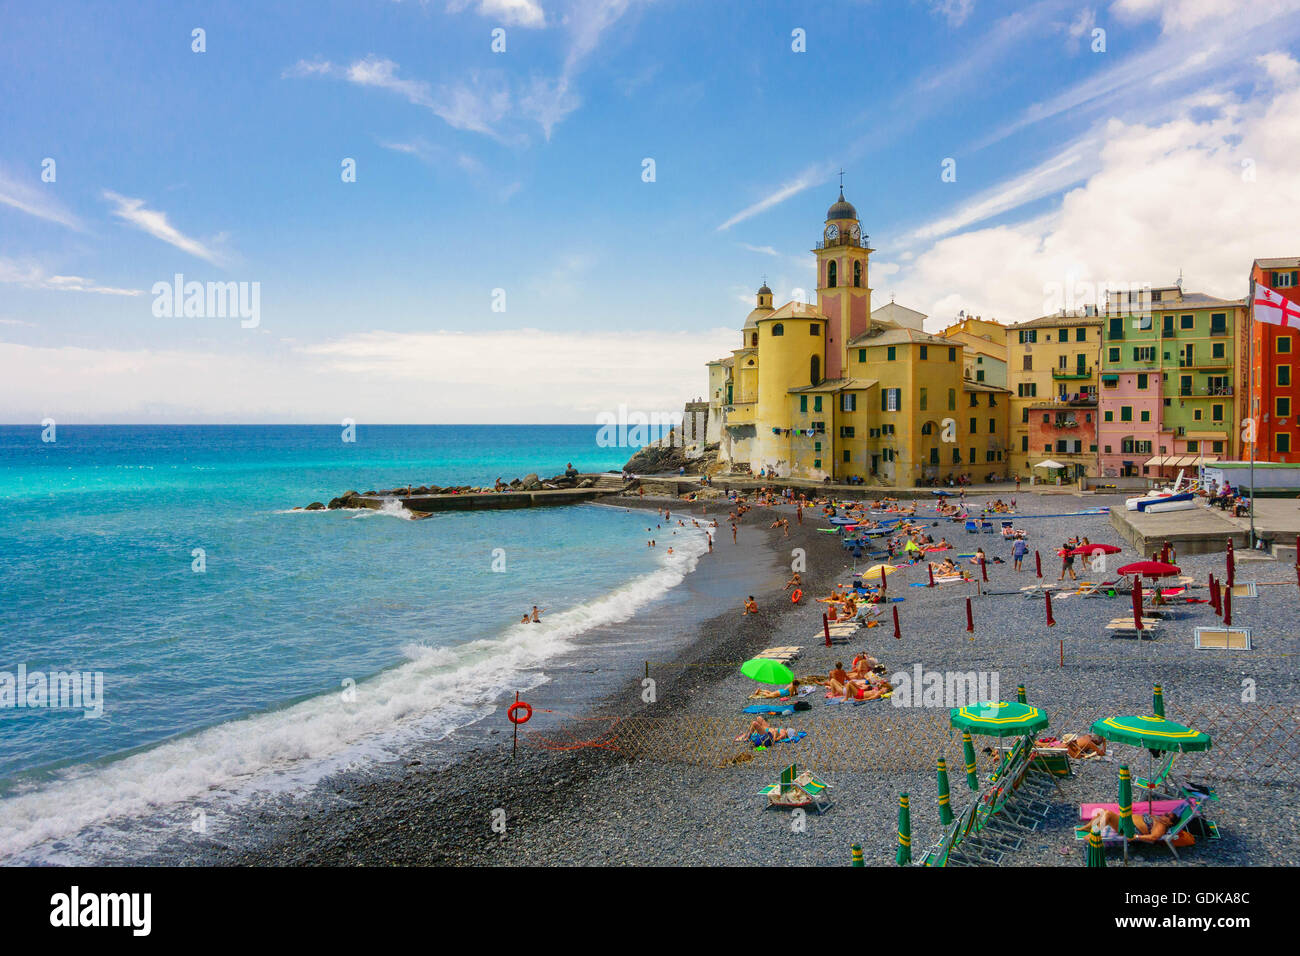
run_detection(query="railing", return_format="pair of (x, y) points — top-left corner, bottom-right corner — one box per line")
(814, 234), (870, 250)
(1178, 386), (1234, 397)
(1052, 368), (1093, 379)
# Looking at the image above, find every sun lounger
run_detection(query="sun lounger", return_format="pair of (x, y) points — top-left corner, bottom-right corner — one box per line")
(1106, 617), (1161, 639)
(755, 645), (803, 661)
(1074, 800), (1200, 861)
(1078, 799), (1184, 820)
(965, 519), (978, 533)
(759, 763), (832, 813)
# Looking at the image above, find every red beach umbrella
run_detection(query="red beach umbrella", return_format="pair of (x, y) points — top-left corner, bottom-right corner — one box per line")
(1035, 550), (1042, 578)
(1226, 548), (1235, 589)
(1209, 574), (1220, 614)
(1045, 589), (1056, 627)
(980, 556), (988, 582)
(965, 597), (973, 633)
(1116, 561), (1180, 579)
(928, 564), (935, 588)
(893, 605), (902, 640)
(1067, 543), (1121, 557)
(1224, 585), (1232, 626)
(1131, 575), (1144, 631)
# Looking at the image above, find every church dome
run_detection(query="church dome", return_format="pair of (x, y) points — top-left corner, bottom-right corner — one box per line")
(758, 284), (772, 295)
(826, 188), (857, 221)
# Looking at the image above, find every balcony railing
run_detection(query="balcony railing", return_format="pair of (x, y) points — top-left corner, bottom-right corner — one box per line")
(1052, 367), (1093, 379)
(1178, 386), (1234, 397)
(814, 234), (870, 250)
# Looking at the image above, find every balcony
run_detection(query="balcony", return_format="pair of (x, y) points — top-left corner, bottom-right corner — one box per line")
(1052, 367), (1093, 380)
(1178, 386), (1234, 397)
(814, 234), (870, 250)
(1178, 357), (1230, 368)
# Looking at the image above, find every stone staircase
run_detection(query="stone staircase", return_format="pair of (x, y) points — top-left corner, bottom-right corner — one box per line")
(590, 473), (631, 493)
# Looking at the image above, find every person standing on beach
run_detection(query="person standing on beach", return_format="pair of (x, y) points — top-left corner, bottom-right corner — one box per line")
(732, 522), (738, 544)
(707, 533), (713, 553)
(1058, 543), (1077, 581)
(1012, 536), (1027, 572)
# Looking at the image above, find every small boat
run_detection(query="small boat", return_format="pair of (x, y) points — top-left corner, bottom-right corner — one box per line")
(1126, 470), (1196, 511)
(1139, 493), (1196, 513)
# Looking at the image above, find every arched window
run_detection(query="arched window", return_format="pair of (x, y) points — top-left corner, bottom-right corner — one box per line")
(772, 323), (784, 336)
(810, 355), (820, 385)
(751, 332), (758, 347)
(853, 261), (862, 287)
(827, 261), (837, 288)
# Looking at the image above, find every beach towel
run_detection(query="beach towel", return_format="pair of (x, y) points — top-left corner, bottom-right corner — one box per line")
(743, 704), (795, 715)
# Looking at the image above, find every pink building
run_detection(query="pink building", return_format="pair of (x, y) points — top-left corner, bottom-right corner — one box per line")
(1096, 371), (1166, 477)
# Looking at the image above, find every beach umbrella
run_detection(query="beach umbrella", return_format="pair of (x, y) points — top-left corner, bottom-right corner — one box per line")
(1045, 589), (1056, 627)
(1017, 684), (1027, 704)
(851, 844), (864, 867)
(740, 658), (794, 686)
(965, 597), (973, 633)
(936, 758), (953, 826)
(1152, 685), (1165, 718)
(1068, 543), (1121, 557)
(1086, 819), (1107, 868)
(1131, 576), (1144, 631)
(895, 793), (912, 865)
(1209, 574), (1220, 613)
(951, 701), (1050, 739)
(1226, 542), (1235, 588)
(1224, 585), (1232, 625)
(829, 516), (857, 526)
(893, 605), (901, 640)
(979, 556), (988, 582)
(1091, 714), (1212, 813)
(928, 564), (935, 587)
(1118, 764), (1136, 841)
(1035, 550), (1042, 578)
(961, 732), (979, 791)
(1117, 560), (1180, 578)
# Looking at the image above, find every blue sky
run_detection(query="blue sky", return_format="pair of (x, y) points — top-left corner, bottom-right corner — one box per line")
(3, 0), (1300, 422)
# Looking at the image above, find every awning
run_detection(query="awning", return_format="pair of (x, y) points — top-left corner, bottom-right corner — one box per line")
(1144, 456), (1168, 467)
(1101, 374), (1120, 383)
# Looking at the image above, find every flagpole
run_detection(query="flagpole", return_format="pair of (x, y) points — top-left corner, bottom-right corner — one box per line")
(1247, 278), (1256, 549)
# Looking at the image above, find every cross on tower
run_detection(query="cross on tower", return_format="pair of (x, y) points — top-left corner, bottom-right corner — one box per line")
(838, 168), (845, 189)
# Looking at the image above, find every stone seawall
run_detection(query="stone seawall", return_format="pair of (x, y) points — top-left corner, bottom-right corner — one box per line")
(354, 488), (610, 513)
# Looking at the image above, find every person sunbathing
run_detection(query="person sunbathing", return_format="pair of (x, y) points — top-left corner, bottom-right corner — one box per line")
(931, 557), (958, 575)
(752, 679), (800, 699)
(784, 572), (802, 590)
(734, 715), (799, 743)
(1077, 807), (1183, 842)
(1062, 732), (1107, 758)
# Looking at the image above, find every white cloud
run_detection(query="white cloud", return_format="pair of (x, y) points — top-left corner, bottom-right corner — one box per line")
(1110, 0), (1299, 33)
(0, 258), (141, 296)
(0, 327), (737, 424)
(0, 169), (82, 230)
(886, 57), (1300, 326)
(928, 0), (976, 27)
(447, 0), (547, 28)
(718, 166), (834, 231)
(741, 244), (781, 257)
(102, 191), (227, 265)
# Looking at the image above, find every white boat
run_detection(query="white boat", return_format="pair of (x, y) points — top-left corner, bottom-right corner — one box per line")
(1125, 470), (1198, 511)
(1139, 492), (1196, 513)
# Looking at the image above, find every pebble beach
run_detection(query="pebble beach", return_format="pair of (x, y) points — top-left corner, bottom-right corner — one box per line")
(171, 489), (1300, 867)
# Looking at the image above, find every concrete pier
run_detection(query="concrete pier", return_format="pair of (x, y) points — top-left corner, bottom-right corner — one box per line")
(356, 488), (612, 513)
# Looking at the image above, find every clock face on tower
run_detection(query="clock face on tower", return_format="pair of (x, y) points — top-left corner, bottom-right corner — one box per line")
(848, 223), (860, 241)
(825, 224), (839, 241)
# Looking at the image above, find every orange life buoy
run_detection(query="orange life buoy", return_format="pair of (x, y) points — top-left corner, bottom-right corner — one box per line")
(507, 701), (533, 724)
(791, 589), (803, 604)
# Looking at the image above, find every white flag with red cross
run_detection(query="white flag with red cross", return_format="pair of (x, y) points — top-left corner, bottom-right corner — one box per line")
(1253, 283), (1300, 327)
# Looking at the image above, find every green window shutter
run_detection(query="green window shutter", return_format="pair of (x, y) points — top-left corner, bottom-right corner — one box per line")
(800, 395), (807, 413)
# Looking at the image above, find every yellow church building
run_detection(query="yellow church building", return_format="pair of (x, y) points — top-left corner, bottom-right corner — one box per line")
(708, 190), (1010, 485)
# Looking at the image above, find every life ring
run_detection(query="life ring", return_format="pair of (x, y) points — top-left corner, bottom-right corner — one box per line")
(507, 701), (533, 724)
(791, 589), (803, 604)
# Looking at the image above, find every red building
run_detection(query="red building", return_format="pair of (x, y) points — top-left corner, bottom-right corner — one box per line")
(1249, 257), (1300, 462)
(1025, 391), (1098, 476)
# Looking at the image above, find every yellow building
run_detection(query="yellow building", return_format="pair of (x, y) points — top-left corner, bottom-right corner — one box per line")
(939, 315), (1009, 388)
(709, 190), (1011, 484)
(1006, 309), (1103, 479)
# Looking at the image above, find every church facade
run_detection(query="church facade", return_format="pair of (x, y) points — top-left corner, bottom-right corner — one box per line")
(706, 191), (1010, 484)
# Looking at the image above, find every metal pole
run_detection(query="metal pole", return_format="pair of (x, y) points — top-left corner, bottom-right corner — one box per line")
(1247, 280), (1257, 548)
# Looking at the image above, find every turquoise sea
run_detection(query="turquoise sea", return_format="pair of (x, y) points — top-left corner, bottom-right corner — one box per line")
(0, 424), (703, 860)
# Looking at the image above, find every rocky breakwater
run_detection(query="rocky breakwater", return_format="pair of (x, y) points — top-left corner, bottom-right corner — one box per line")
(295, 471), (611, 513)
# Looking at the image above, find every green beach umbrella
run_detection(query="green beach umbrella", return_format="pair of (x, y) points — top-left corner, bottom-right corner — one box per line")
(1017, 684), (1027, 704)
(1118, 764), (1136, 840)
(1090, 715), (1211, 752)
(740, 658), (794, 686)
(950, 701), (1050, 739)
(936, 757), (953, 826)
(1092, 714), (1211, 813)
(895, 792), (912, 865)
(1153, 685), (1165, 717)
(1086, 819), (1107, 868)
(961, 732), (979, 791)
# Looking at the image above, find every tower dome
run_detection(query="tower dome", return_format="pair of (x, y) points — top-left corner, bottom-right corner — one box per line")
(826, 188), (858, 222)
